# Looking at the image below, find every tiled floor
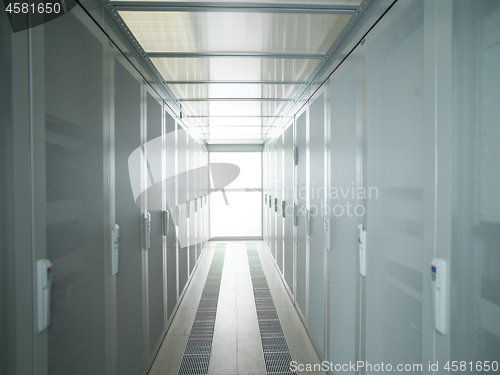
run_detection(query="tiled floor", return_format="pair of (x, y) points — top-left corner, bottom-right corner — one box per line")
(148, 241), (325, 375)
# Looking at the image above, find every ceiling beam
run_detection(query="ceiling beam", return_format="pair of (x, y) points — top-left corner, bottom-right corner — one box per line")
(194, 125), (275, 128)
(148, 52), (324, 59)
(165, 80), (306, 85)
(111, 1), (358, 14)
(188, 115), (283, 118)
(179, 98), (293, 102)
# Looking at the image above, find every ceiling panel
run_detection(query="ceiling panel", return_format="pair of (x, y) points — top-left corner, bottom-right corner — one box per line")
(169, 83), (302, 100)
(152, 57), (320, 82)
(203, 127), (267, 135)
(119, 11), (350, 54)
(187, 116), (284, 127)
(206, 138), (266, 144)
(180, 100), (285, 117)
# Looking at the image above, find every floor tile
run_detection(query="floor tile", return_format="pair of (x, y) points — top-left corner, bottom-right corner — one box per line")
(237, 333), (266, 374)
(167, 308), (196, 336)
(215, 307), (237, 334)
(148, 334), (188, 375)
(208, 333), (237, 375)
(236, 307), (259, 334)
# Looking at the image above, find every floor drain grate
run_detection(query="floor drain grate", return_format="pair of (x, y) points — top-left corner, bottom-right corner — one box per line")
(264, 352), (294, 373)
(178, 245), (226, 375)
(261, 337), (290, 353)
(178, 354), (211, 375)
(257, 309), (280, 321)
(246, 244), (296, 375)
(184, 338), (213, 356)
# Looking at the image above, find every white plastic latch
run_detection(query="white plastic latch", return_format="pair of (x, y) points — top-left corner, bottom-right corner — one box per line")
(358, 224), (367, 276)
(142, 212), (151, 250)
(306, 207), (311, 235)
(111, 224), (120, 275)
(431, 258), (447, 334)
(162, 210), (169, 236)
(37, 259), (53, 332)
(325, 216), (331, 250)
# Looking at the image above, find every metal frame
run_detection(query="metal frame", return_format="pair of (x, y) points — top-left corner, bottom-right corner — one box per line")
(148, 52), (323, 59)
(166, 81), (306, 85)
(110, 1), (358, 14)
(179, 98), (292, 102)
(207, 144), (264, 152)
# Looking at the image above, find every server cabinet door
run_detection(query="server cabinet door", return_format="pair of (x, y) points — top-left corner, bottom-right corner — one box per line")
(450, 1), (500, 365)
(283, 125), (294, 294)
(328, 61), (358, 370)
(270, 142), (276, 259)
(364, 0), (428, 370)
(267, 147), (272, 250)
(264, 147), (268, 247)
(188, 136), (196, 274)
(165, 112), (178, 321)
(196, 144), (202, 260)
(295, 110), (308, 318)
(35, 10), (108, 375)
(145, 91), (165, 361)
(276, 135), (284, 273)
(308, 92), (326, 355)
(114, 59), (144, 375)
(177, 125), (188, 295)
(264, 147), (269, 248)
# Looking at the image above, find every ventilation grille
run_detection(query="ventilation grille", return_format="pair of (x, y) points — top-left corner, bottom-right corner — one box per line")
(178, 244), (226, 375)
(246, 243), (296, 375)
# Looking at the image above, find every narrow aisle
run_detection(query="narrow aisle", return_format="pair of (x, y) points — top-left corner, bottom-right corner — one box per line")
(149, 241), (323, 375)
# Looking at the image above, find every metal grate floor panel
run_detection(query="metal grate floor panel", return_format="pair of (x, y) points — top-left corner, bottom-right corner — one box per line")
(264, 352), (294, 373)
(178, 245), (226, 375)
(246, 244), (296, 375)
(178, 354), (211, 375)
(257, 309), (280, 321)
(184, 338), (213, 356)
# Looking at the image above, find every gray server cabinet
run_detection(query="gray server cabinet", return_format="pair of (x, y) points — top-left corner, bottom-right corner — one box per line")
(270, 142), (276, 259)
(188, 136), (196, 274)
(328, 61), (358, 368)
(146, 92), (165, 357)
(265, 146), (271, 249)
(196, 144), (202, 260)
(38, 12), (108, 374)
(202, 151), (209, 247)
(165, 112), (177, 320)
(177, 125), (188, 294)
(283, 125), (294, 294)
(295, 111), (308, 317)
(268, 146), (273, 251)
(263, 147), (267, 246)
(365, 0), (427, 368)
(114, 60), (144, 375)
(449, 0), (500, 365)
(276, 135), (284, 273)
(308, 93), (325, 353)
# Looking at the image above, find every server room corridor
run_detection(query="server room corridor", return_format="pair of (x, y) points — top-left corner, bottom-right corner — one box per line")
(2, 0), (500, 374)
